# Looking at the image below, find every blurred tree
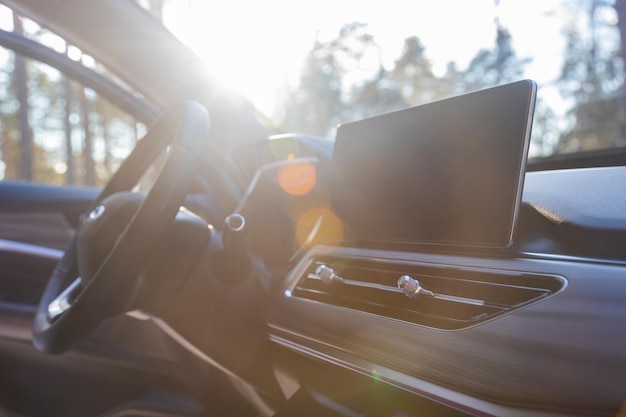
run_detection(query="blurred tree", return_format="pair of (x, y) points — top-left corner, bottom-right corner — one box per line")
(390, 36), (437, 105)
(0, 7), (141, 186)
(278, 19), (534, 139)
(93, 93), (135, 183)
(63, 74), (75, 184)
(530, 97), (560, 157)
(332, 22), (382, 91)
(63, 45), (75, 184)
(13, 13), (33, 181)
(281, 23), (391, 135)
(613, 0), (626, 144)
(557, 0), (624, 152)
(429, 62), (465, 100)
(79, 86), (96, 186)
(0, 47), (19, 181)
(351, 68), (406, 119)
(280, 38), (344, 136)
(461, 23), (530, 92)
(96, 97), (112, 178)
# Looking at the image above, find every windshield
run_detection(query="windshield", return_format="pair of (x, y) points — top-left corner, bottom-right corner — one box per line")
(155, 0), (626, 159)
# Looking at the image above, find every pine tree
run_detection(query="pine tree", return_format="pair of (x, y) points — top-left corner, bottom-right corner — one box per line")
(557, 0), (624, 152)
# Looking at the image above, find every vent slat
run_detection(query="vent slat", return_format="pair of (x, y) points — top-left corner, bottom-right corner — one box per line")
(288, 257), (564, 330)
(293, 288), (504, 329)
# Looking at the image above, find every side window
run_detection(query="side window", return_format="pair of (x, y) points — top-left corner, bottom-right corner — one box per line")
(0, 11), (147, 187)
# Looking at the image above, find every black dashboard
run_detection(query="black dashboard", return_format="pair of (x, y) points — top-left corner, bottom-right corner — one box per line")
(218, 84), (626, 416)
(261, 166), (626, 417)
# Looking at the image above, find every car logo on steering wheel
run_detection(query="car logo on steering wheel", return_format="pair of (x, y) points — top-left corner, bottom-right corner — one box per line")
(88, 205), (106, 221)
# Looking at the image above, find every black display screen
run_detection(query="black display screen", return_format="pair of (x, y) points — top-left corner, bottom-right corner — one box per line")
(332, 80), (536, 247)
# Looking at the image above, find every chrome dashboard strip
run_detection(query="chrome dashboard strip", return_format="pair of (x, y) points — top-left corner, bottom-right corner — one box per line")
(521, 251), (626, 266)
(269, 331), (568, 417)
(0, 239), (63, 260)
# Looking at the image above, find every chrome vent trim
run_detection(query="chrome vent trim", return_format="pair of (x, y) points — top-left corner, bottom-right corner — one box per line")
(286, 254), (565, 331)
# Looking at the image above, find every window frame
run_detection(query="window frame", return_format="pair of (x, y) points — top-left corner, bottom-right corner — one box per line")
(0, 27), (159, 125)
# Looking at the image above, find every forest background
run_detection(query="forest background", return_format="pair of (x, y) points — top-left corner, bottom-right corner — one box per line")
(1, 0), (625, 185)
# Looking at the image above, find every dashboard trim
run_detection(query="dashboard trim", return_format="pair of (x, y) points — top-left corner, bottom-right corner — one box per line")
(0, 239), (63, 260)
(520, 251), (626, 266)
(270, 332), (568, 417)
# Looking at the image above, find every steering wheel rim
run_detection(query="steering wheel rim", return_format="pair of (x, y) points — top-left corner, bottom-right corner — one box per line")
(33, 101), (210, 354)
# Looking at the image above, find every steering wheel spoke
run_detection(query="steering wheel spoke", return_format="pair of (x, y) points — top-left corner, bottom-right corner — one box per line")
(47, 277), (83, 321)
(33, 101), (210, 354)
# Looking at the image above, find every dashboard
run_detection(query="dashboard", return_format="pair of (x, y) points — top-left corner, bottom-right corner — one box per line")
(244, 160), (626, 417)
(209, 84), (626, 416)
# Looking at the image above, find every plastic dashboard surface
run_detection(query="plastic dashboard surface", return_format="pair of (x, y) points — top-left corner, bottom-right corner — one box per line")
(267, 245), (626, 417)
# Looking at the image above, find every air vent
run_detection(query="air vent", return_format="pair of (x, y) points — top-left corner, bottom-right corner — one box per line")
(287, 257), (565, 330)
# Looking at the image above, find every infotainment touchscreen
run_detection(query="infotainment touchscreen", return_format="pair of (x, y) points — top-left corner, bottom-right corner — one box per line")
(332, 79), (536, 247)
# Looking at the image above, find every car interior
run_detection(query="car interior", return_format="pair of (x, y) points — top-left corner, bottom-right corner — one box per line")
(0, 1), (625, 417)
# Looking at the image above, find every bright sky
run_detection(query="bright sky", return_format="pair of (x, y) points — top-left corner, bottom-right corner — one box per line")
(163, 0), (567, 116)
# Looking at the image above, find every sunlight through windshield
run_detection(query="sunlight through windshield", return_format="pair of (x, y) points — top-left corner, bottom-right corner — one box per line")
(156, 0), (626, 159)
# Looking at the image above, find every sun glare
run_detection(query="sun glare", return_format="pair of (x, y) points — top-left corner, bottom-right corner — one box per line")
(295, 207), (344, 247)
(163, 0), (311, 115)
(161, 1), (498, 116)
(162, 1), (564, 118)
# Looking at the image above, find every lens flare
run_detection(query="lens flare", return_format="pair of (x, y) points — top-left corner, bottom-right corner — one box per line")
(278, 161), (316, 196)
(295, 207), (344, 247)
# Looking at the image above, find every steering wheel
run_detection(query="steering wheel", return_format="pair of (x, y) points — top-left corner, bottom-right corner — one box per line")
(33, 101), (210, 354)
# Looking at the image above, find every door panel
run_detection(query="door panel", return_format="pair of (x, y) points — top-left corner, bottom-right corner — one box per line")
(0, 182), (212, 416)
(0, 11), (217, 415)
(0, 182), (99, 246)
(0, 182), (95, 323)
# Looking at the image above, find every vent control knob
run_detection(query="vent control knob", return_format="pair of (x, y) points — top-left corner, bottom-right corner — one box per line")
(315, 265), (345, 285)
(397, 275), (435, 298)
